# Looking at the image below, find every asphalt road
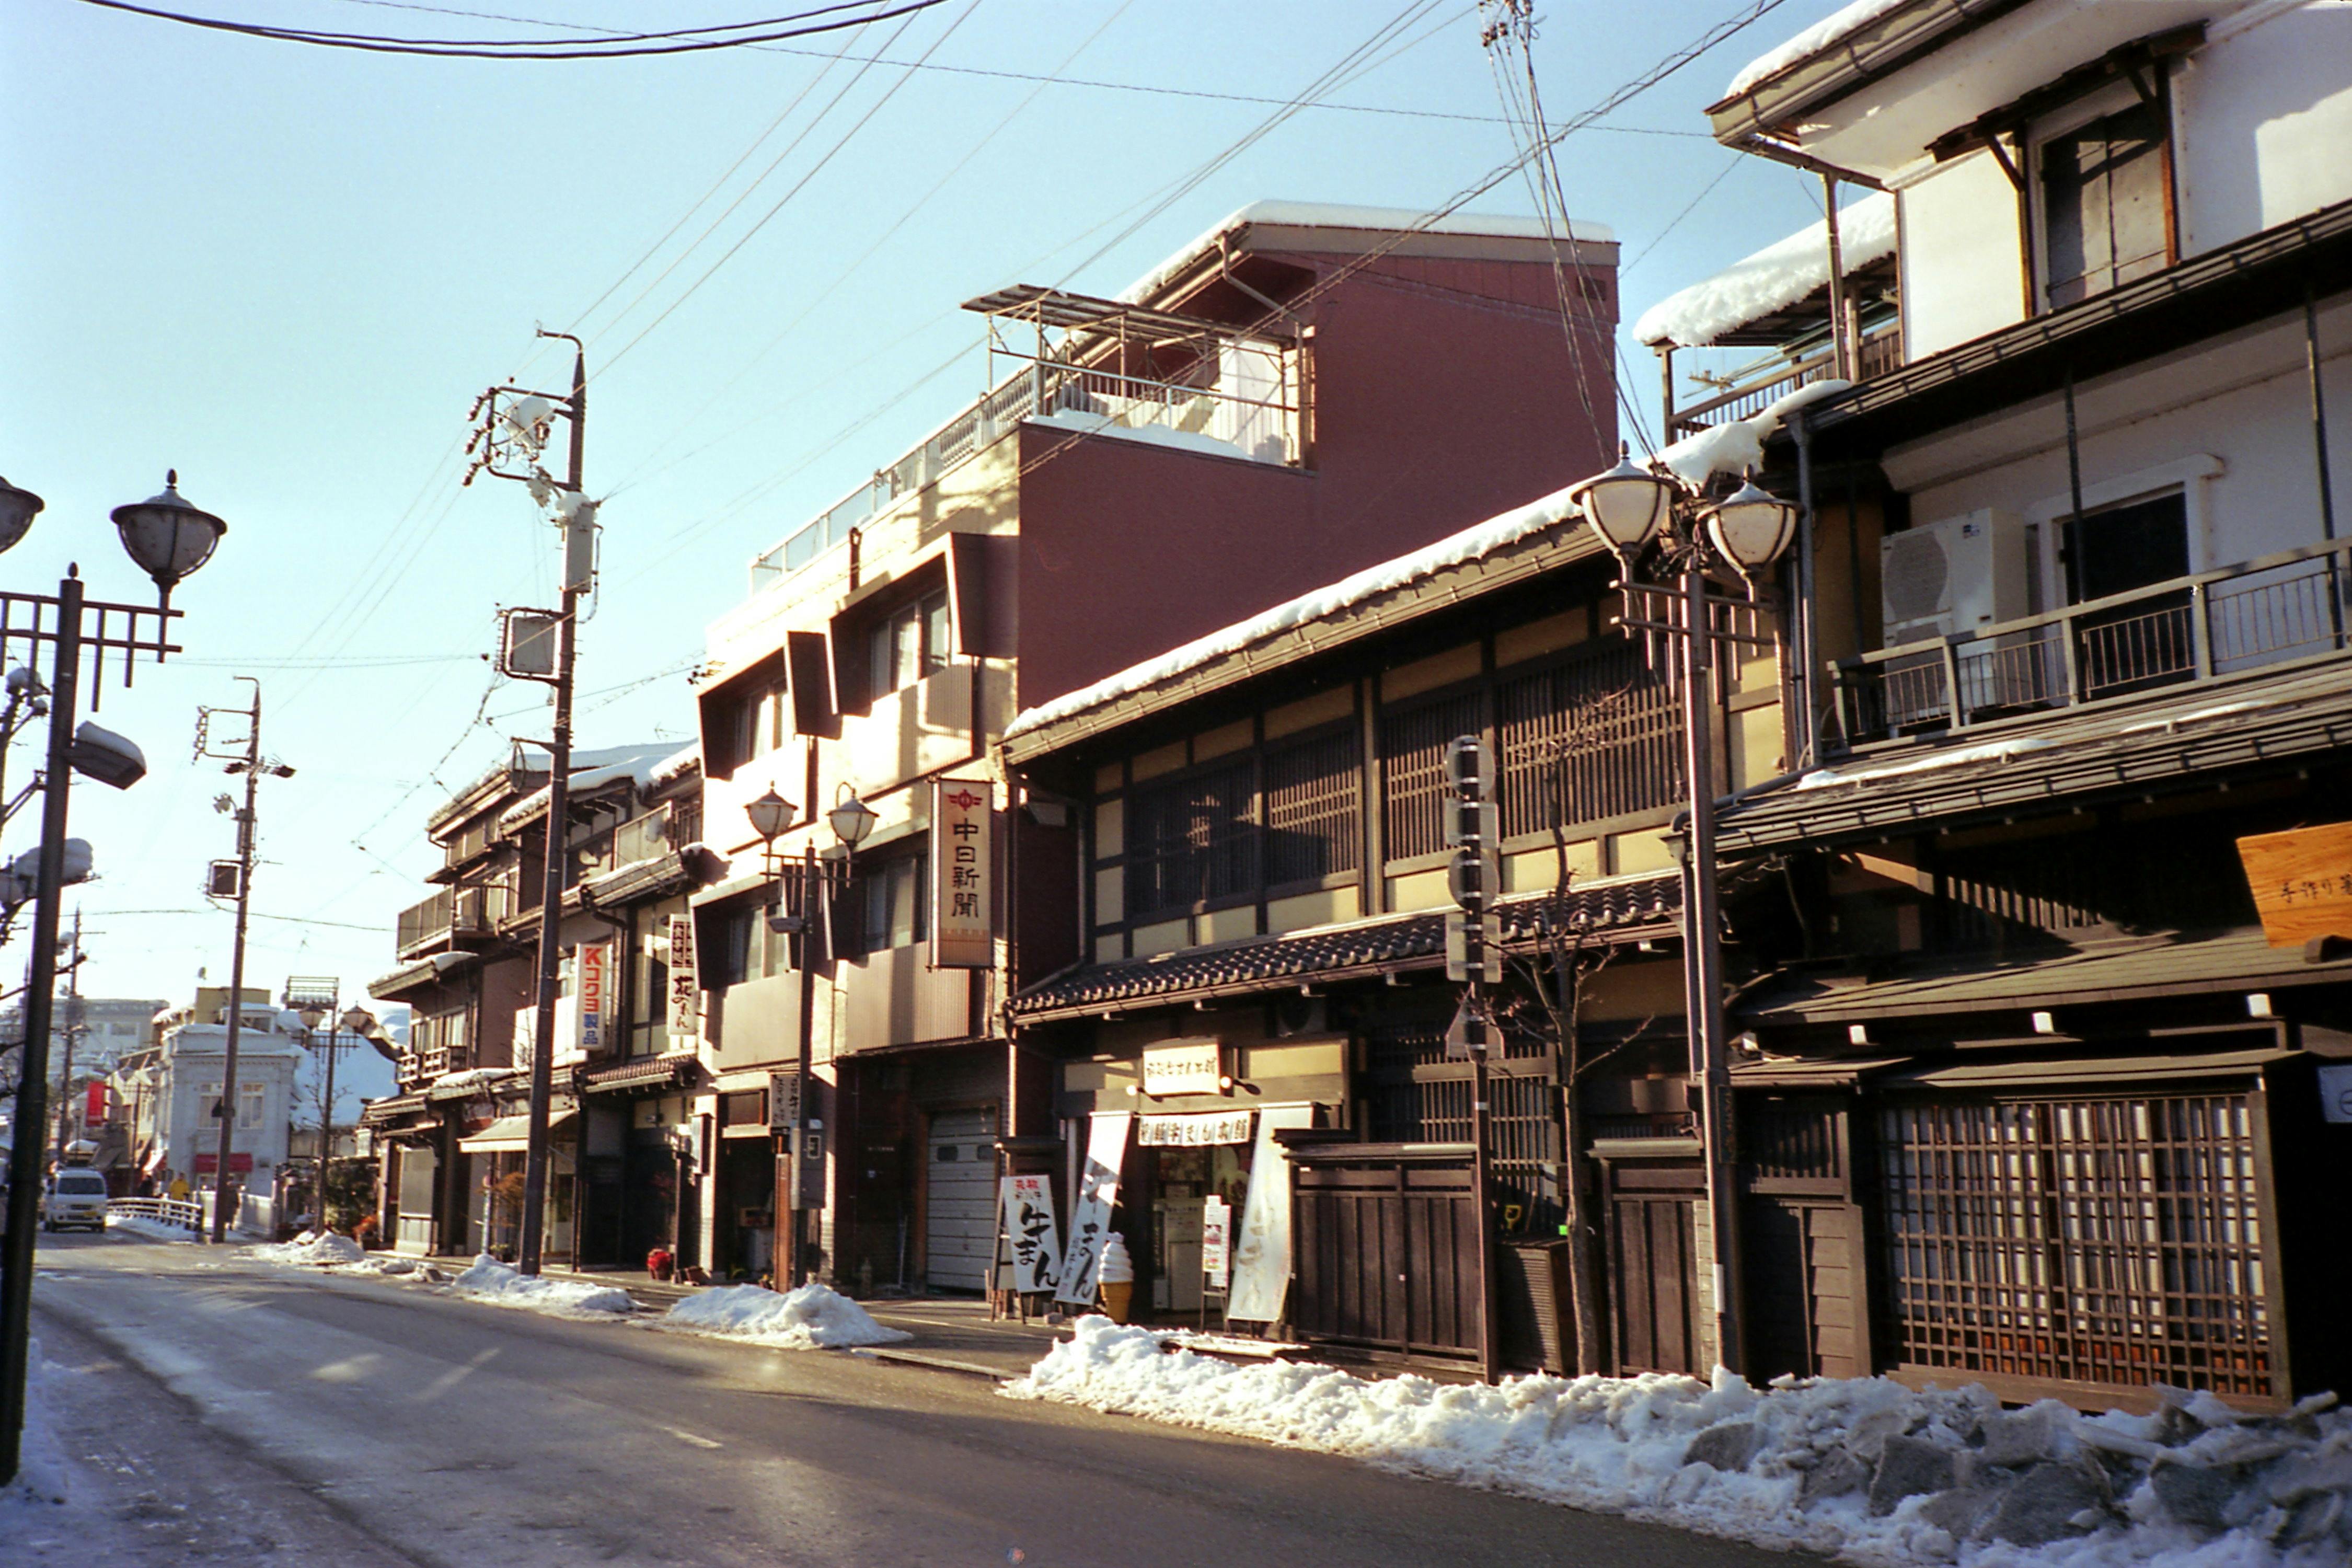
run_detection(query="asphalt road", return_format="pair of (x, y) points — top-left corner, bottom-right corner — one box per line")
(22, 1230), (1798, 1568)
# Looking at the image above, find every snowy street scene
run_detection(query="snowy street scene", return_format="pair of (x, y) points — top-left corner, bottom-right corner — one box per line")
(7, 0), (2352, 1563)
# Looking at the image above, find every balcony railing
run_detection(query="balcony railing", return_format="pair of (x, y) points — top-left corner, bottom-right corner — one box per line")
(1832, 535), (2352, 747)
(750, 358), (1298, 591)
(395, 880), (516, 959)
(1667, 320), (1903, 440)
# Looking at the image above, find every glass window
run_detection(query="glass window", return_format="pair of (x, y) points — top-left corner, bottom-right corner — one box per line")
(239, 1083), (266, 1131)
(867, 587), (953, 701)
(857, 852), (929, 953)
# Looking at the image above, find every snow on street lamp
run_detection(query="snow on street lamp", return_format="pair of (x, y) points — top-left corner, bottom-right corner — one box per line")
(1569, 447), (1795, 1378)
(2, 469), (224, 1486)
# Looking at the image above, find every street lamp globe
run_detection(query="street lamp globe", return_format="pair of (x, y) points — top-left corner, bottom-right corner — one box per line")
(744, 787), (795, 845)
(1703, 474), (1801, 579)
(1567, 443), (1674, 559)
(339, 1006), (374, 1037)
(296, 1002), (331, 1033)
(0, 477), (43, 556)
(827, 788), (878, 849)
(110, 471), (226, 604)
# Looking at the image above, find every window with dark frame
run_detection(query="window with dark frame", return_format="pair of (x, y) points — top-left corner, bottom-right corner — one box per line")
(1380, 690), (1482, 862)
(703, 667), (785, 780)
(1263, 728), (1360, 889)
(1126, 759), (1259, 920)
(865, 586), (952, 705)
(855, 850), (929, 954)
(1497, 641), (1683, 838)
(2038, 96), (2171, 310)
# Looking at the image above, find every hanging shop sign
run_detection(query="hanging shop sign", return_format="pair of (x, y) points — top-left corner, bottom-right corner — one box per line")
(930, 778), (994, 969)
(666, 914), (700, 1038)
(2238, 821), (2352, 947)
(1053, 1110), (1132, 1307)
(1201, 1195), (1232, 1290)
(1001, 1174), (1062, 1294)
(1135, 1109), (1254, 1147)
(575, 940), (609, 1057)
(84, 1080), (109, 1127)
(1139, 1039), (1224, 1098)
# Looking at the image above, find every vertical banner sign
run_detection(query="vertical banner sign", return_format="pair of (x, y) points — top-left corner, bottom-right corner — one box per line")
(1001, 1174), (1063, 1294)
(85, 1080), (110, 1127)
(1054, 1111), (1132, 1306)
(575, 940), (608, 1057)
(666, 914), (700, 1040)
(1200, 1195), (1231, 1290)
(930, 778), (993, 969)
(1227, 1104), (1316, 1322)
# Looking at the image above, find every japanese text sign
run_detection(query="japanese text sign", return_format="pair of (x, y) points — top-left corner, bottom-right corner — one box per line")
(930, 778), (993, 969)
(667, 914), (700, 1039)
(1139, 1039), (1223, 1098)
(1201, 1195), (1231, 1288)
(575, 940), (608, 1057)
(1001, 1174), (1062, 1294)
(1054, 1111), (1131, 1307)
(2237, 821), (2352, 948)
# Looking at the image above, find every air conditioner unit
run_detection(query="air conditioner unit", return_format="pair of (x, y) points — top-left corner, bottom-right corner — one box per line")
(1880, 508), (2029, 647)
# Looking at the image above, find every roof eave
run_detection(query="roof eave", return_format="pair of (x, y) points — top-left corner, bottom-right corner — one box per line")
(1705, 0), (2040, 152)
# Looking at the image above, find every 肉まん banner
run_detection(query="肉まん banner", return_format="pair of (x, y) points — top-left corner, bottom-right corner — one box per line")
(930, 778), (993, 969)
(667, 914), (700, 1039)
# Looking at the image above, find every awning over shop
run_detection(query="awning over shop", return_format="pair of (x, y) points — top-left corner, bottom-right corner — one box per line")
(1729, 1055), (1910, 1088)
(1745, 927), (2352, 1027)
(580, 1052), (698, 1093)
(1878, 1048), (2295, 1092)
(458, 1109), (577, 1154)
(360, 1092), (429, 1125)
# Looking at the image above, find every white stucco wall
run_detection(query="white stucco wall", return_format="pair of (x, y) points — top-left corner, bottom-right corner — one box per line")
(1882, 298), (2352, 617)
(2175, 2), (2352, 256)
(1897, 150), (2028, 362)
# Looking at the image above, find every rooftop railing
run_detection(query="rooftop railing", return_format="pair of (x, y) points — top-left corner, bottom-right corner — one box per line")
(1667, 319), (1903, 441)
(748, 358), (1299, 592)
(1831, 534), (2352, 747)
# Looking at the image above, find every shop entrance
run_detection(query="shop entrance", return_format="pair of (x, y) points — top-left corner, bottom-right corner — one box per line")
(923, 1108), (994, 1291)
(1139, 1143), (1251, 1317)
(717, 1135), (776, 1283)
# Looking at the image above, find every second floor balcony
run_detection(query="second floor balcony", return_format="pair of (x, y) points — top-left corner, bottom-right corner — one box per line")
(396, 879), (518, 961)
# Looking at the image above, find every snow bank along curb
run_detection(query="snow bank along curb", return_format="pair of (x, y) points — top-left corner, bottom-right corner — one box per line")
(448, 1254), (635, 1318)
(105, 1213), (199, 1243)
(1005, 1319), (2352, 1566)
(658, 1283), (912, 1350)
(244, 1231), (368, 1266)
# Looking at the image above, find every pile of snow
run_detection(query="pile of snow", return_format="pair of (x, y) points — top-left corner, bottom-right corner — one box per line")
(660, 1283), (912, 1351)
(0, 1339), (67, 1516)
(1794, 735), (2058, 791)
(1029, 407), (1258, 464)
(104, 1213), (198, 1243)
(448, 1254), (636, 1318)
(1634, 192), (1895, 349)
(245, 1230), (367, 1266)
(1724, 0), (1910, 99)
(1007, 1319), (2352, 1565)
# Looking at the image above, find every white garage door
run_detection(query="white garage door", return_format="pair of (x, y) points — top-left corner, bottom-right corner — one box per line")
(925, 1108), (996, 1292)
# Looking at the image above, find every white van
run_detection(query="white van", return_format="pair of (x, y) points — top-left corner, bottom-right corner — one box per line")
(42, 1168), (110, 1231)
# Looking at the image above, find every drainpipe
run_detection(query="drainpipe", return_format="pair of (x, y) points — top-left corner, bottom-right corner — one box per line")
(1792, 410), (1820, 770)
(1822, 176), (1853, 382)
(2305, 282), (2344, 641)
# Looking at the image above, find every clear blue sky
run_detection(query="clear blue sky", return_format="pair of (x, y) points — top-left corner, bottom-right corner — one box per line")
(1, 0), (1853, 1010)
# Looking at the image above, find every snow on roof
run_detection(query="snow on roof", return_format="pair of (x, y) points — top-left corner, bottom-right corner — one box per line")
(497, 742), (677, 833)
(1648, 377), (1852, 485)
(1006, 480), (1590, 742)
(1633, 191), (1895, 348)
(648, 743), (700, 789)
(1723, 0), (1912, 100)
(1117, 200), (1615, 307)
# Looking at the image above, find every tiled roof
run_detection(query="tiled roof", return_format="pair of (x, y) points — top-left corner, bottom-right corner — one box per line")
(1012, 873), (1680, 1020)
(1719, 662), (2352, 852)
(580, 1052), (699, 1092)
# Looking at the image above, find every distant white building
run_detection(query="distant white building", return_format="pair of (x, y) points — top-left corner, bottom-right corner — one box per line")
(132, 987), (305, 1195)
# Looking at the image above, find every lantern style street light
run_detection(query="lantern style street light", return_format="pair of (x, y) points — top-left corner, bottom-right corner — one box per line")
(1, 471), (225, 1487)
(747, 780), (874, 1287)
(1569, 444), (1798, 1379)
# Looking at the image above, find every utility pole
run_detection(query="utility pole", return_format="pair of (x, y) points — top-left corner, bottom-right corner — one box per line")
(469, 332), (590, 1278)
(49, 910), (84, 1160)
(197, 682), (292, 1244)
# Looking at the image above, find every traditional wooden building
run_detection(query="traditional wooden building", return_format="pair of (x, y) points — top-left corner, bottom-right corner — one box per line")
(683, 200), (1625, 1293)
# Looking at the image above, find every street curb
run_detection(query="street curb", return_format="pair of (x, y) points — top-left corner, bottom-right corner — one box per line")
(852, 1345), (1023, 1380)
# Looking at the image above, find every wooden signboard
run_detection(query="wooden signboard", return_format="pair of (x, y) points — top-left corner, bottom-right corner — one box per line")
(2236, 821), (2352, 948)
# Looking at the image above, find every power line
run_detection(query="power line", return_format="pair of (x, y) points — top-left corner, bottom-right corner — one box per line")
(73, 0), (955, 60)
(314, 0), (1713, 133)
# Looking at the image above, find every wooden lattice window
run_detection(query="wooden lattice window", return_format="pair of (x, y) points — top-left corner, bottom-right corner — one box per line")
(1878, 1092), (2272, 1397)
(1381, 692), (1481, 861)
(1126, 760), (1259, 918)
(1263, 728), (1361, 888)
(1498, 642), (1682, 839)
